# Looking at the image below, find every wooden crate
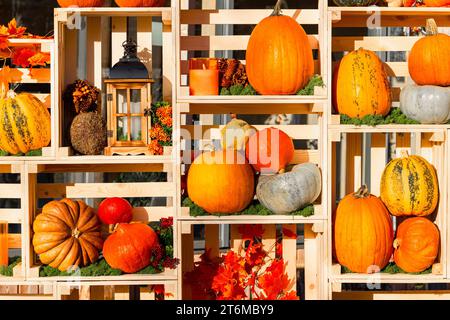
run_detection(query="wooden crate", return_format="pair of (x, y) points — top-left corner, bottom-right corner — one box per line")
(327, 128), (447, 292)
(0, 162), (27, 281)
(57, 280), (177, 300)
(328, 7), (450, 125)
(0, 281), (56, 300)
(179, 221), (327, 300)
(0, 39), (56, 160)
(176, 0), (328, 102)
(54, 8), (175, 159)
(23, 161), (178, 282)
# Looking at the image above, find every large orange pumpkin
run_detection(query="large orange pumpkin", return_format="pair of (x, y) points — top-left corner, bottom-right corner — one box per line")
(333, 48), (391, 118)
(115, 0), (165, 6)
(57, 0), (104, 7)
(423, 0), (450, 7)
(408, 19), (450, 86)
(334, 185), (394, 273)
(32, 199), (103, 271)
(187, 149), (255, 214)
(245, 127), (294, 174)
(245, 0), (314, 95)
(394, 217), (440, 273)
(103, 223), (159, 273)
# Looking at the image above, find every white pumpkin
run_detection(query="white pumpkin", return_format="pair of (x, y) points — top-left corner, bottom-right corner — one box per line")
(400, 84), (450, 124)
(220, 118), (256, 151)
(256, 163), (321, 214)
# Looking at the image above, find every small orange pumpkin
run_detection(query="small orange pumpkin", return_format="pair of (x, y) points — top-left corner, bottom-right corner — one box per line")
(103, 223), (159, 273)
(334, 185), (394, 273)
(394, 217), (440, 273)
(408, 19), (450, 86)
(57, 0), (104, 7)
(115, 0), (165, 6)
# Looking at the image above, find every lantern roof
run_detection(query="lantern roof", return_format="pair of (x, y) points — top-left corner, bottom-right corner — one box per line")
(109, 39), (149, 79)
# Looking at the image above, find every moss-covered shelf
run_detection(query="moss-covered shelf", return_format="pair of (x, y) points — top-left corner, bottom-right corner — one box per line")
(180, 198), (324, 223)
(341, 263), (432, 275)
(0, 257), (21, 277)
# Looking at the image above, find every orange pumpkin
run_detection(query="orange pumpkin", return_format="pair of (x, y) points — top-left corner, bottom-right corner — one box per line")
(245, 127), (294, 174)
(423, 0), (450, 6)
(103, 223), (159, 273)
(187, 149), (255, 214)
(408, 19), (450, 86)
(333, 48), (391, 118)
(245, 0), (314, 95)
(115, 0), (165, 6)
(394, 217), (440, 273)
(334, 185), (394, 273)
(57, 0), (104, 7)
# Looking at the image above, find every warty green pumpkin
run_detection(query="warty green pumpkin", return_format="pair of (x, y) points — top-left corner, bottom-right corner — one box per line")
(0, 91), (51, 154)
(400, 84), (450, 124)
(380, 151), (439, 216)
(256, 163), (321, 214)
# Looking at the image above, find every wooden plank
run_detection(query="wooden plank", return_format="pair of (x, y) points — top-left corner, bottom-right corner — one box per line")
(137, 17), (153, 75)
(262, 225), (276, 260)
(111, 17), (127, 67)
(370, 133), (386, 196)
(86, 17), (103, 89)
(304, 224), (320, 300)
(333, 290), (450, 300)
(332, 36), (420, 52)
(229, 224), (241, 252)
(0, 209), (22, 224)
(37, 183), (69, 199)
(8, 234), (21, 249)
(0, 184), (22, 199)
(345, 133), (362, 194)
(162, 21), (173, 101)
(204, 224), (219, 258)
(66, 182), (175, 198)
(132, 207), (174, 222)
(282, 225), (297, 292)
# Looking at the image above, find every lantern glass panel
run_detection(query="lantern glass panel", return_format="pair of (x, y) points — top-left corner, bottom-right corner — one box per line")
(117, 116), (128, 141)
(130, 89), (141, 114)
(117, 89), (128, 114)
(131, 117), (142, 141)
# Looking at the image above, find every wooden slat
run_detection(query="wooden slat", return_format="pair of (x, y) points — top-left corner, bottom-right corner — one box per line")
(36, 183), (70, 199)
(180, 35), (319, 51)
(0, 209), (22, 223)
(8, 234), (21, 249)
(137, 17), (153, 74)
(282, 225), (297, 291)
(205, 224), (220, 258)
(111, 17), (127, 67)
(132, 206), (174, 222)
(66, 182), (174, 198)
(0, 184), (22, 199)
(86, 16), (103, 89)
(291, 149), (320, 165)
(180, 9), (320, 25)
(332, 36), (420, 52)
(333, 291), (450, 300)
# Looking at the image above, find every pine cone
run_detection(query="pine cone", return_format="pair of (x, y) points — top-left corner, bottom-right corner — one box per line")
(64, 80), (100, 114)
(231, 64), (248, 87)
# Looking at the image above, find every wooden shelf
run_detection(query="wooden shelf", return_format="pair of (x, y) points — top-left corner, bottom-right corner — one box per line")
(331, 273), (445, 284)
(55, 7), (172, 17)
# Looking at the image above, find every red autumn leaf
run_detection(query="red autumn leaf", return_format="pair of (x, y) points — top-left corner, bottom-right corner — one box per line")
(282, 227), (297, 239)
(11, 47), (35, 68)
(275, 242), (282, 257)
(0, 25), (9, 52)
(28, 51), (50, 67)
(257, 259), (293, 300)
(238, 224), (264, 240)
(245, 242), (266, 267)
(7, 18), (27, 38)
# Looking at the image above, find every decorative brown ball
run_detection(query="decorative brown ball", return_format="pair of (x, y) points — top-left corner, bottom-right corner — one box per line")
(70, 112), (107, 155)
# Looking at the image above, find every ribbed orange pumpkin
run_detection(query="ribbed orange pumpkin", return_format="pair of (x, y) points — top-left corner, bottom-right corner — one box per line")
(394, 217), (440, 273)
(333, 48), (391, 119)
(115, 0), (165, 6)
(245, 0), (314, 95)
(57, 0), (104, 7)
(187, 149), (255, 214)
(334, 185), (394, 273)
(409, 19), (450, 86)
(103, 223), (159, 273)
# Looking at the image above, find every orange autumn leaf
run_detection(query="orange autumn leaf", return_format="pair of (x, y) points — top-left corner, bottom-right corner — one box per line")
(0, 25), (9, 51)
(12, 47), (35, 68)
(282, 227), (297, 239)
(238, 224), (264, 240)
(7, 18), (27, 38)
(28, 51), (50, 67)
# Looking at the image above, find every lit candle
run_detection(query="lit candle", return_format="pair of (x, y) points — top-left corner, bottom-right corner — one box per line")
(189, 58), (219, 96)
(0, 221), (7, 267)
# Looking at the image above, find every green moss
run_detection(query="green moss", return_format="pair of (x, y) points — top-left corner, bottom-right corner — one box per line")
(296, 75), (324, 96)
(0, 149), (42, 157)
(340, 108), (421, 126)
(0, 257), (21, 277)
(341, 263), (432, 275)
(182, 197), (314, 217)
(220, 84), (257, 96)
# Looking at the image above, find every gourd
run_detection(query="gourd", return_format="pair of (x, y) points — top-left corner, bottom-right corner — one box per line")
(0, 92), (51, 154)
(32, 199), (103, 272)
(220, 118), (256, 151)
(333, 48), (391, 119)
(115, 0), (165, 6)
(57, 0), (104, 7)
(380, 151), (439, 216)
(97, 197), (133, 225)
(187, 149), (255, 214)
(408, 19), (450, 86)
(400, 84), (450, 124)
(256, 163), (321, 214)
(332, 0), (378, 6)
(245, 127), (294, 174)
(334, 185), (394, 273)
(103, 223), (159, 273)
(394, 217), (440, 273)
(245, 0), (314, 95)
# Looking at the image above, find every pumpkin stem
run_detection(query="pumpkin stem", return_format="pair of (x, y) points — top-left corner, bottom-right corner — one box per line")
(354, 185), (370, 198)
(400, 150), (409, 158)
(72, 228), (80, 239)
(393, 238), (400, 249)
(271, 0), (284, 16)
(426, 19), (438, 36)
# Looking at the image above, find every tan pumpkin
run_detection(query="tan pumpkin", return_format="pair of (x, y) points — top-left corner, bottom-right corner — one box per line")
(334, 185), (394, 273)
(187, 149), (255, 214)
(408, 19), (450, 86)
(245, 0), (314, 94)
(220, 118), (256, 151)
(333, 48), (391, 119)
(32, 199), (103, 271)
(380, 151), (439, 216)
(0, 91), (51, 154)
